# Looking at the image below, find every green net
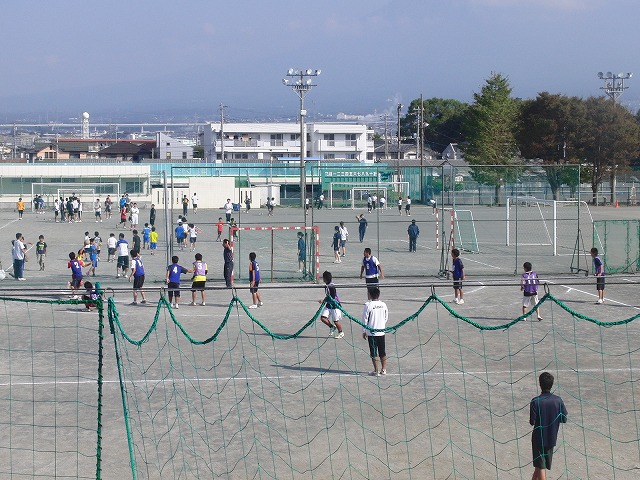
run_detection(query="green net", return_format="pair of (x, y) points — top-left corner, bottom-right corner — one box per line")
(106, 291), (640, 479)
(0, 296), (104, 479)
(455, 209), (480, 253)
(593, 219), (640, 274)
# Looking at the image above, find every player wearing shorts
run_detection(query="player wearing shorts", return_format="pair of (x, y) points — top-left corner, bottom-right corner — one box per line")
(107, 233), (117, 262)
(166, 255), (191, 309)
(319, 271), (344, 338)
(591, 247), (605, 304)
(115, 233), (129, 277)
(451, 248), (465, 304)
(360, 247), (384, 290)
(361, 287), (388, 376)
(129, 249), (146, 304)
(521, 262), (543, 321)
(149, 227), (158, 255)
(190, 253), (208, 306)
(67, 252), (85, 299)
(248, 251), (263, 309)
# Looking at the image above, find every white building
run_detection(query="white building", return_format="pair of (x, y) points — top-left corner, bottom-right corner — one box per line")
(156, 132), (194, 161)
(203, 122), (374, 164)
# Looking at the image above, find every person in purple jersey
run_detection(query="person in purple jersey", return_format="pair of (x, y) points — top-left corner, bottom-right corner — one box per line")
(530, 372), (567, 480)
(165, 255), (191, 309)
(67, 252), (85, 299)
(129, 249), (147, 305)
(590, 247), (605, 304)
(521, 262), (543, 321)
(248, 251), (263, 309)
(318, 271), (344, 339)
(451, 248), (465, 304)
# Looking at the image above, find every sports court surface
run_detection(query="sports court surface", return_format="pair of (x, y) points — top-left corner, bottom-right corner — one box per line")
(0, 202), (638, 478)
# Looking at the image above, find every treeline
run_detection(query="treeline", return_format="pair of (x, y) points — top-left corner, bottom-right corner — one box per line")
(401, 73), (640, 204)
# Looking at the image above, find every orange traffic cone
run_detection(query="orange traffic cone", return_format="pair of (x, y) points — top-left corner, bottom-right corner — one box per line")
(615, 200), (619, 208)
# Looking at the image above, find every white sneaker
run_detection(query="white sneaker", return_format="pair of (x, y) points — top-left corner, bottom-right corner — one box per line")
(200, 302), (206, 306)
(370, 371), (380, 377)
(174, 303), (179, 309)
(380, 369), (387, 375)
(258, 301), (263, 307)
(18, 277), (26, 281)
(453, 298), (459, 304)
(336, 332), (344, 339)
(329, 327), (336, 337)
(596, 299), (604, 304)
(248, 304), (258, 309)
(189, 302), (196, 306)
(458, 299), (464, 304)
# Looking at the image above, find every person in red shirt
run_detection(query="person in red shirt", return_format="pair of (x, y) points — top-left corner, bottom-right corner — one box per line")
(216, 217), (224, 242)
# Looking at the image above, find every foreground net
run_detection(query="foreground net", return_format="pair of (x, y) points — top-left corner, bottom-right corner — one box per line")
(107, 292), (640, 479)
(0, 296), (103, 479)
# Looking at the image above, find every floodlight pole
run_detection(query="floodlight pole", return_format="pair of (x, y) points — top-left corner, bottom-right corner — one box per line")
(283, 69), (321, 214)
(397, 104), (403, 182)
(597, 71), (633, 205)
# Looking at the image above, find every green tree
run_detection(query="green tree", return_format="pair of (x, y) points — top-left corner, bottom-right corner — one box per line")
(402, 98), (468, 152)
(581, 97), (640, 204)
(463, 73), (521, 205)
(192, 145), (204, 158)
(517, 93), (586, 199)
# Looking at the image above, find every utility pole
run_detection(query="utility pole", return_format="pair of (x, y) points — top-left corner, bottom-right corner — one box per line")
(219, 104), (227, 162)
(283, 68), (321, 213)
(397, 104), (403, 181)
(597, 71), (633, 205)
(380, 114), (390, 161)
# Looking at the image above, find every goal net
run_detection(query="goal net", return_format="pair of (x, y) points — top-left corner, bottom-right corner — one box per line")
(231, 226), (320, 282)
(31, 182), (120, 209)
(455, 209), (479, 253)
(328, 182), (409, 209)
(506, 197), (595, 256)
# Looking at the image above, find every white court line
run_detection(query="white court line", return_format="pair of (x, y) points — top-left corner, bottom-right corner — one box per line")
(0, 219), (19, 231)
(549, 281), (640, 311)
(0, 366), (636, 388)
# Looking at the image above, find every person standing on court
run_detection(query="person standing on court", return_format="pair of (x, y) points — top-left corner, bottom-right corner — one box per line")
(16, 197), (25, 220)
(149, 203), (156, 227)
(360, 247), (384, 289)
(182, 195), (189, 216)
(530, 372), (567, 480)
(407, 219), (419, 252)
(356, 214), (368, 243)
(318, 193), (324, 210)
(405, 196), (412, 216)
(191, 193), (198, 214)
(361, 287), (388, 376)
(12, 233), (27, 280)
(222, 239), (234, 288)
(224, 198), (234, 223)
(338, 221), (349, 257)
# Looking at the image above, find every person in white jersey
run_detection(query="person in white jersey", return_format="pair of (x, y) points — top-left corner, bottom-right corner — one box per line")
(361, 287), (388, 376)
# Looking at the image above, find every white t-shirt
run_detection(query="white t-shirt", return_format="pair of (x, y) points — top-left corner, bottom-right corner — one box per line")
(116, 240), (129, 257)
(12, 239), (25, 260)
(107, 236), (117, 249)
(362, 300), (388, 337)
(406, 198), (412, 206)
(319, 194), (325, 201)
(192, 194), (198, 205)
(339, 226), (349, 241)
(224, 202), (233, 214)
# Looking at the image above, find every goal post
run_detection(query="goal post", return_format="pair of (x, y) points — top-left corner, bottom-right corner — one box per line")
(230, 226), (320, 282)
(506, 197), (596, 256)
(328, 182), (409, 209)
(31, 182), (120, 210)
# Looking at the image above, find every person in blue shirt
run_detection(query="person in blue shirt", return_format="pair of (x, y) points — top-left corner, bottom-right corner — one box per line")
(530, 372), (567, 479)
(248, 251), (263, 309)
(407, 219), (419, 252)
(175, 222), (185, 251)
(142, 223), (151, 250)
(86, 239), (99, 277)
(356, 214), (367, 243)
(590, 247), (605, 304)
(129, 249), (147, 305)
(451, 248), (465, 304)
(297, 232), (306, 273)
(359, 248), (384, 292)
(165, 255), (191, 309)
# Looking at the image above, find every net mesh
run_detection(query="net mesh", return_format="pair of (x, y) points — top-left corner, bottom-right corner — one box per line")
(107, 292), (640, 479)
(231, 226), (319, 282)
(0, 296), (103, 479)
(455, 209), (480, 253)
(593, 219), (640, 274)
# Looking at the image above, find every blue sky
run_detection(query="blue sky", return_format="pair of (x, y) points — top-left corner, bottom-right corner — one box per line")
(0, 0), (637, 121)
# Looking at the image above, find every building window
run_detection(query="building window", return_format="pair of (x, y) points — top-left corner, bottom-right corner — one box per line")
(166, 142), (171, 147)
(345, 133), (357, 147)
(346, 153), (357, 160)
(166, 152), (171, 160)
(323, 153), (335, 160)
(270, 134), (283, 146)
(182, 152), (187, 159)
(290, 134), (299, 141)
(324, 133), (335, 147)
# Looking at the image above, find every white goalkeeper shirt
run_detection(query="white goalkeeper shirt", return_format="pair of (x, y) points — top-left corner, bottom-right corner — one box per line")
(362, 300), (388, 337)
